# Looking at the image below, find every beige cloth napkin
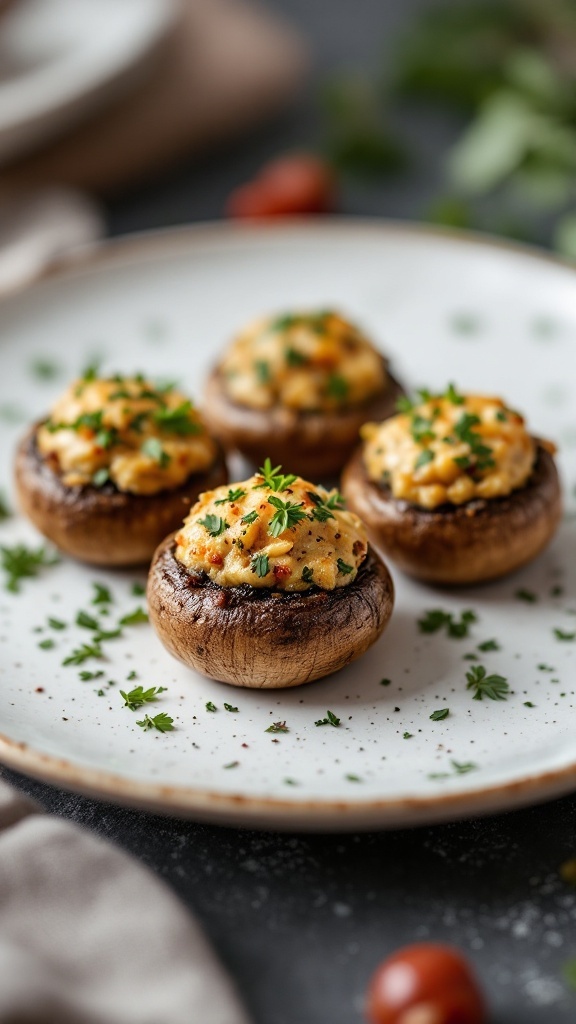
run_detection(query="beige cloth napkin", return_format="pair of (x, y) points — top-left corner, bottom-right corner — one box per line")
(0, 779), (251, 1024)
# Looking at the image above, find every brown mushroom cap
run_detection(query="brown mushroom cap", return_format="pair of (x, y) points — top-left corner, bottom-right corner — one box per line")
(147, 537), (395, 688)
(202, 360), (405, 479)
(341, 442), (562, 585)
(14, 424), (228, 567)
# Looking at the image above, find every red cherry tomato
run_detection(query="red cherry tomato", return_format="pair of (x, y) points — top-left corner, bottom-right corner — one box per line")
(366, 943), (486, 1024)
(226, 153), (335, 219)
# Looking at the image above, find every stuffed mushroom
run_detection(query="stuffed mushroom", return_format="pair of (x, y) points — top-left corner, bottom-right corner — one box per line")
(147, 460), (394, 688)
(15, 372), (227, 566)
(342, 386), (562, 585)
(203, 309), (404, 478)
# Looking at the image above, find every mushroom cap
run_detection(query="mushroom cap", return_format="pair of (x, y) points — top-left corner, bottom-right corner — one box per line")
(202, 361), (405, 479)
(14, 424), (228, 567)
(147, 537), (395, 688)
(342, 442), (562, 585)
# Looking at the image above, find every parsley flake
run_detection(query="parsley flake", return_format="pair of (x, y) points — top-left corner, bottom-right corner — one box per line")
(119, 607), (148, 626)
(315, 710), (341, 727)
(205, 701), (217, 712)
(336, 558), (353, 575)
(554, 627), (576, 641)
(1, 544), (59, 593)
(266, 721), (289, 733)
(224, 703), (238, 712)
(141, 437), (170, 467)
(302, 566), (314, 584)
(268, 496), (307, 536)
(76, 610), (99, 630)
(326, 373), (349, 400)
(250, 552), (270, 578)
(254, 457), (297, 492)
(137, 712), (174, 733)
(516, 588), (537, 603)
(430, 708), (450, 721)
(92, 583), (113, 605)
(465, 664), (509, 701)
(48, 617), (66, 630)
(121, 685), (167, 711)
(215, 488), (246, 505)
(38, 638), (55, 650)
(153, 401), (200, 436)
(62, 642), (103, 666)
(198, 514), (229, 537)
(241, 510), (259, 525)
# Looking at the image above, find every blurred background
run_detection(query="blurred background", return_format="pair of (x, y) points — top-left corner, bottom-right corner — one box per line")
(3, 0), (576, 286)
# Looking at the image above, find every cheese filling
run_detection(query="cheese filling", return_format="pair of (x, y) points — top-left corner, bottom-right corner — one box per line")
(175, 464), (368, 591)
(220, 310), (387, 412)
(362, 389), (539, 510)
(37, 375), (217, 495)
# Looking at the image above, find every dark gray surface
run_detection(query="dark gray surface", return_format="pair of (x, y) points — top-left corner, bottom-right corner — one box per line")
(4, 1), (576, 1021)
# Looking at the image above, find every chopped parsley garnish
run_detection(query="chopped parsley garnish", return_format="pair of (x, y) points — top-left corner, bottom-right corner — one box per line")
(418, 608), (477, 638)
(445, 382), (464, 405)
(94, 426), (119, 450)
(205, 701), (217, 712)
(79, 670), (104, 681)
(223, 761), (239, 769)
(452, 411), (495, 472)
(92, 468), (110, 487)
(307, 489), (346, 522)
(1, 544), (59, 593)
(554, 628), (576, 641)
(153, 401), (201, 435)
(515, 588), (537, 603)
(140, 437), (170, 467)
(302, 566), (314, 584)
(477, 639), (500, 652)
(76, 610), (99, 630)
(396, 395), (414, 413)
(62, 642), (103, 666)
(266, 721), (289, 733)
(93, 627), (122, 643)
(315, 710), (341, 727)
(241, 510), (259, 525)
(30, 357), (60, 380)
(254, 360), (270, 383)
(410, 414), (435, 444)
(452, 760), (477, 775)
(119, 607), (148, 626)
(137, 712), (174, 733)
(215, 488), (246, 505)
(198, 514), (229, 537)
(38, 638), (55, 650)
(48, 617), (66, 630)
(465, 664), (509, 701)
(524, 701), (535, 708)
(120, 685), (167, 711)
(224, 703), (238, 712)
(285, 346), (307, 366)
(92, 583), (113, 604)
(268, 496), (307, 536)
(255, 457), (297, 492)
(336, 558), (353, 575)
(345, 773), (362, 782)
(430, 708), (449, 721)
(0, 492), (10, 520)
(131, 582), (146, 596)
(151, 397), (198, 434)
(326, 373), (349, 400)
(126, 670), (137, 681)
(415, 449), (435, 469)
(250, 552), (270, 578)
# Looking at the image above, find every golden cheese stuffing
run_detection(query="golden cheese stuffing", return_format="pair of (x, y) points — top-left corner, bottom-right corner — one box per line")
(220, 310), (387, 411)
(362, 389), (540, 510)
(37, 375), (217, 495)
(175, 462), (368, 591)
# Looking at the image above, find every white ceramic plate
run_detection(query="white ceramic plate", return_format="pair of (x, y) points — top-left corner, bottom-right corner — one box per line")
(0, 0), (175, 165)
(0, 221), (575, 831)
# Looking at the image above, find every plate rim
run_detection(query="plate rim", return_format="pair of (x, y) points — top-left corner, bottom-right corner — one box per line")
(2, 215), (575, 830)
